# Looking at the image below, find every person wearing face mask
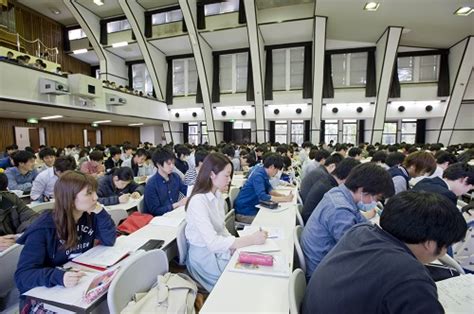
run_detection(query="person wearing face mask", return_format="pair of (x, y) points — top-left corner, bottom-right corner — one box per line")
(301, 163), (395, 280)
(97, 167), (145, 206)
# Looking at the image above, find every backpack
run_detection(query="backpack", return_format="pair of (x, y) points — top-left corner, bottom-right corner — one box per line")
(116, 212), (153, 235)
(121, 273), (197, 314)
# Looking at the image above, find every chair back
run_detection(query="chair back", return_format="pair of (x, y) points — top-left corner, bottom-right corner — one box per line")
(296, 204), (304, 227)
(0, 244), (23, 297)
(107, 208), (129, 226)
(137, 197), (145, 213)
(228, 187), (240, 209)
(289, 268), (307, 314)
(293, 225), (306, 274)
(176, 221), (188, 265)
(225, 208), (237, 236)
(438, 254), (466, 275)
(107, 249), (169, 314)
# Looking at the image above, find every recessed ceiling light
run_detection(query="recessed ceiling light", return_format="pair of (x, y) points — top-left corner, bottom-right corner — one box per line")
(128, 123), (144, 126)
(93, 120), (111, 124)
(112, 41), (128, 48)
(364, 2), (380, 11)
(73, 49), (88, 54)
(49, 7), (61, 15)
(454, 6), (473, 16)
(41, 115), (63, 120)
(93, 0), (104, 6)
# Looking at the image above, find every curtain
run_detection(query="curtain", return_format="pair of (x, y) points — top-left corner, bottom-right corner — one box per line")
(302, 45), (313, 99)
(358, 120), (365, 144)
(304, 120), (310, 142)
(264, 50), (273, 100)
(322, 54), (334, 98)
(320, 120), (325, 144)
(183, 123), (189, 143)
(269, 121), (275, 143)
(196, 79), (203, 104)
(415, 119), (426, 144)
(197, 2), (206, 30)
(62, 28), (70, 52)
(223, 122), (233, 142)
(238, 0), (246, 24)
(246, 54), (254, 101)
(365, 50), (376, 97)
(144, 12), (152, 38)
(212, 54), (220, 103)
(389, 59), (400, 98)
(166, 59), (173, 105)
(99, 20), (107, 45)
(437, 52), (450, 97)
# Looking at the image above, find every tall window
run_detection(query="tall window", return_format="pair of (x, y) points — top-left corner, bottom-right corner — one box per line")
(188, 123), (199, 145)
(382, 122), (398, 145)
(68, 28), (87, 40)
(233, 121), (252, 129)
(219, 52), (248, 93)
(205, 0), (239, 16)
(342, 120), (357, 144)
(401, 120), (417, 144)
(132, 63), (153, 95)
(290, 120), (304, 145)
(173, 58), (197, 96)
(152, 9), (183, 25)
(107, 19), (131, 33)
(275, 121), (288, 144)
(324, 120), (338, 144)
(201, 122), (208, 144)
(398, 55), (439, 83)
(331, 52), (368, 87)
(272, 47), (305, 91)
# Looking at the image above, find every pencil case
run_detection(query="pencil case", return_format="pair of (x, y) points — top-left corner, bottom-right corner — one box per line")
(238, 252), (273, 266)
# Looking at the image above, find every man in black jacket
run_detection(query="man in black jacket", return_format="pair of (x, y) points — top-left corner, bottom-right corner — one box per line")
(97, 167), (145, 206)
(104, 146), (123, 173)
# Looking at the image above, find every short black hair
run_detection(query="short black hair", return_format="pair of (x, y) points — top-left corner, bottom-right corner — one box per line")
(332, 158), (361, 180)
(380, 191), (467, 250)
(302, 141), (312, 149)
(282, 156), (292, 169)
(152, 148), (175, 167)
(175, 145), (190, 158)
(443, 162), (474, 185)
(221, 145), (235, 158)
(324, 153), (344, 167)
(263, 153), (284, 169)
(314, 149), (330, 162)
(109, 146), (121, 157)
(89, 150), (104, 162)
(0, 173), (8, 190)
(242, 153), (257, 167)
(39, 147), (55, 160)
(387, 145), (398, 153)
(385, 152), (406, 168)
(12, 150), (35, 167)
(54, 156), (77, 173)
(348, 147), (362, 158)
(195, 149), (209, 166)
(371, 151), (387, 163)
(134, 148), (148, 158)
(112, 167), (134, 181)
(345, 163), (395, 197)
(123, 144), (134, 151)
(276, 145), (288, 155)
(435, 151), (457, 165)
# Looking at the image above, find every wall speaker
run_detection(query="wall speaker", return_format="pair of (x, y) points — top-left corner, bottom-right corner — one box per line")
(274, 109), (280, 115)
(241, 110), (247, 116)
(398, 106), (405, 112)
(221, 110), (227, 116)
(332, 107), (338, 113)
(192, 112), (197, 117)
(175, 112), (180, 118)
(425, 105), (433, 112)
(296, 108), (302, 114)
(356, 107), (363, 113)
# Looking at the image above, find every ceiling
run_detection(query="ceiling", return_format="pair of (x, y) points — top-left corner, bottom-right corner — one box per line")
(17, 0), (77, 26)
(75, 0), (123, 19)
(260, 19), (313, 45)
(105, 42), (143, 60)
(70, 50), (99, 65)
(137, 0), (178, 10)
(0, 100), (164, 127)
(200, 26), (249, 50)
(256, 0), (313, 10)
(149, 35), (192, 55)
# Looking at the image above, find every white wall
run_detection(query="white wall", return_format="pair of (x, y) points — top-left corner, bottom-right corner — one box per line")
(140, 125), (164, 145)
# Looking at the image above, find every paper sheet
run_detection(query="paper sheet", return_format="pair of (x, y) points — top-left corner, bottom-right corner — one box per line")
(237, 239), (280, 253)
(238, 226), (284, 239)
(436, 274), (474, 313)
(149, 207), (185, 227)
(72, 245), (129, 268)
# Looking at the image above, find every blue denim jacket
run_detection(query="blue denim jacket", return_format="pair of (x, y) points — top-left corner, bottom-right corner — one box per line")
(5, 167), (38, 193)
(301, 184), (367, 279)
(234, 165), (272, 217)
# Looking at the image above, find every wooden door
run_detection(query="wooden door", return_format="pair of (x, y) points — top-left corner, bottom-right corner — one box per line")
(87, 130), (96, 147)
(28, 128), (40, 150)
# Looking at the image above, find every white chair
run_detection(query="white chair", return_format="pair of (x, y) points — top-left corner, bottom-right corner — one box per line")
(28, 201), (55, 213)
(176, 221), (188, 266)
(293, 225), (306, 274)
(228, 186), (240, 210)
(225, 208), (237, 236)
(439, 254), (466, 275)
(296, 204), (305, 227)
(0, 244), (23, 298)
(106, 208), (128, 226)
(289, 268), (306, 314)
(297, 192), (303, 205)
(107, 249), (168, 314)
(137, 197), (145, 213)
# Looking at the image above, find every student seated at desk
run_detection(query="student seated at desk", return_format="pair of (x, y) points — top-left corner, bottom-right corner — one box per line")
(234, 153), (294, 224)
(301, 163), (395, 280)
(79, 150), (105, 178)
(104, 146), (122, 173)
(184, 149), (209, 186)
(5, 150), (38, 193)
(301, 191), (468, 314)
(36, 147), (56, 173)
(15, 171), (116, 301)
(185, 153), (267, 292)
(143, 148), (187, 216)
(30, 156), (77, 202)
(0, 173), (38, 252)
(121, 148), (147, 177)
(97, 167), (145, 206)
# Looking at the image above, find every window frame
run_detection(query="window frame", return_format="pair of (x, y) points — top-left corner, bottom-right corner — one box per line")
(204, 0), (239, 16)
(272, 46), (305, 91)
(68, 28), (87, 41)
(151, 8), (183, 25)
(290, 120), (305, 146)
(331, 52), (368, 88)
(275, 120), (288, 144)
(382, 121), (398, 145)
(106, 19), (131, 34)
(400, 119), (417, 144)
(324, 120), (338, 144)
(172, 57), (198, 97)
(342, 120), (358, 144)
(398, 55), (440, 83)
(219, 52), (248, 94)
(188, 122), (200, 145)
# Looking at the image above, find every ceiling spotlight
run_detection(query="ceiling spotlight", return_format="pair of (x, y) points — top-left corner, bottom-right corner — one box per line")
(454, 6), (473, 16)
(93, 0), (105, 6)
(49, 8), (61, 15)
(112, 41), (128, 48)
(73, 49), (88, 54)
(364, 2), (380, 11)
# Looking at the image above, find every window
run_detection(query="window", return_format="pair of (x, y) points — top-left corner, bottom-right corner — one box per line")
(173, 58), (197, 96)
(275, 121), (288, 144)
(201, 122), (208, 144)
(152, 9), (183, 25)
(331, 52), (367, 87)
(342, 120), (357, 144)
(291, 120), (304, 145)
(272, 49), (286, 90)
(272, 47), (305, 91)
(398, 55), (439, 83)
(95, 69), (100, 80)
(401, 120), (417, 144)
(233, 121), (252, 129)
(324, 120), (338, 144)
(205, 0), (239, 16)
(107, 19), (131, 33)
(68, 28), (87, 40)
(219, 52), (248, 93)
(188, 123), (200, 145)
(382, 122), (398, 145)
(132, 63), (153, 95)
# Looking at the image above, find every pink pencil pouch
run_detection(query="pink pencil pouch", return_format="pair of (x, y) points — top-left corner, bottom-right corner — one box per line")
(238, 252), (274, 266)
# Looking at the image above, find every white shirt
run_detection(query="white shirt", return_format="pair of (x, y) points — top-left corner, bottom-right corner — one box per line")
(30, 167), (57, 201)
(185, 191), (235, 253)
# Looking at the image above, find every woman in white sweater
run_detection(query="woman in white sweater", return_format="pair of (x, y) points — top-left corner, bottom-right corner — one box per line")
(185, 153), (267, 292)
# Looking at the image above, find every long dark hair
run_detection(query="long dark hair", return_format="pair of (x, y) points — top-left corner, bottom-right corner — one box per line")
(53, 171), (97, 249)
(185, 153), (231, 211)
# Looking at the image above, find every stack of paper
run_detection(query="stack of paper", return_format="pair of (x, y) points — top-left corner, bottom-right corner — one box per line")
(436, 274), (474, 313)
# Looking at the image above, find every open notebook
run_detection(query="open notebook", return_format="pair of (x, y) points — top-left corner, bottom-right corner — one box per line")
(436, 274), (474, 313)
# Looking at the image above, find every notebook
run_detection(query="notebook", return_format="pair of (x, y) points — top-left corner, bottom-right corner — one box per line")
(236, 238), (280, 253)
(72, 245), (129, 270)
(229, 252), (290, 278)
(436, 274), (474, 313)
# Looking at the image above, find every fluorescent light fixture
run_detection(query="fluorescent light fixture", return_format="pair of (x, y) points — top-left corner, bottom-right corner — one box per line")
(41, 115), (63, 120)
(91, 123), (99, 127)
(454, 6), (473, 16)
(27, 118), (38, 124)
(364, 2), (380, 11)
(112, 41), (128, 48)
(128, 123), (144, 126)
(93, 0), (104, 6)
(92, 120), (111, 124)
(73, 49), (88, 54)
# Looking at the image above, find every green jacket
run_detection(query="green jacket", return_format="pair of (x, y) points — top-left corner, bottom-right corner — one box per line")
(0, 191), (38, 235)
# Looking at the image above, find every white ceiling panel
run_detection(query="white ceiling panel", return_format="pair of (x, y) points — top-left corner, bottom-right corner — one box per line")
(69, 50), (99, 65)
(105, 42), (142, 61)
(137, 0), (178, 10)
(260, 19), (313, 45)
(75, 0), (123, 19)
(200, 27), (249, 50)
(17, 0), (76, 26)
(149, 35), (192, 56)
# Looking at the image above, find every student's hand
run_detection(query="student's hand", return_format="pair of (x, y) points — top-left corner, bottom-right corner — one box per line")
(130, 192), (141, 199)
(175, 197), (188, 208)
(119, 194), (130, 203)
(284, 191), (294, 202)
(63, 271), (86, 288)
(362, 208), (377, 219)
(251, 231), (268, 245)
(0, 235), (16, 252)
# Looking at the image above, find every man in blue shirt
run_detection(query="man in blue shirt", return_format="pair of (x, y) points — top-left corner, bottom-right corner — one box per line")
(301, 163), (394, 279)
(5, 150), (38, 193)
(301, 191), (467, 314)
(143, 148), (187, 216)
(234, 153), (293, 224)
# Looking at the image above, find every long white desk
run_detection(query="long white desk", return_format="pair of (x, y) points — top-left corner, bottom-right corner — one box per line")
(201, 188), (297, 313)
